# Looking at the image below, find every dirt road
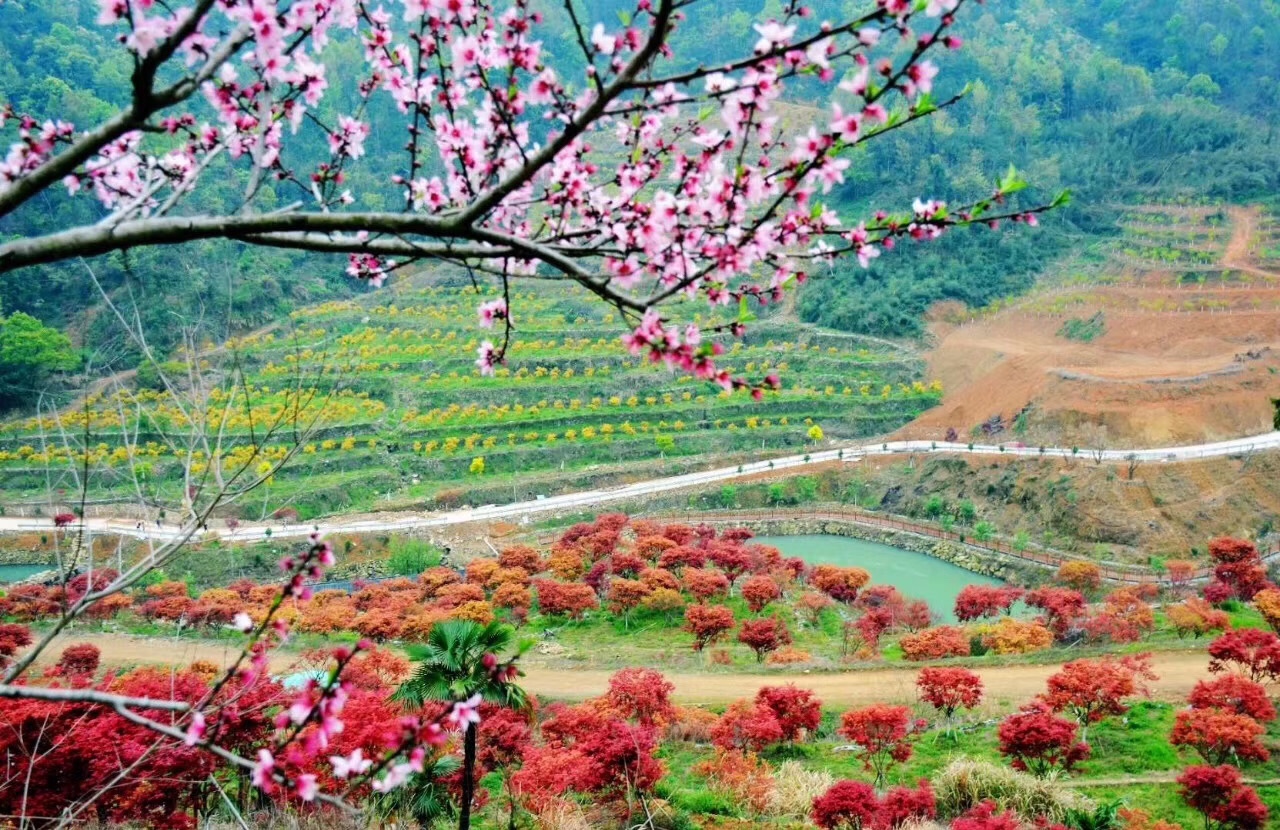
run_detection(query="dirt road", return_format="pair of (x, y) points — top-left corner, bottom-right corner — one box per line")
(37, 633), (1215, 706)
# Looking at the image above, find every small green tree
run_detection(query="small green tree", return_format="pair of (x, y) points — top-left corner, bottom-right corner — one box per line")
(974, 521), (996, 542)
(807, 424), (824, 443)
(0, 312), (79, 409)
(718, 485), (738, 509)
(396, 621), (528, 830)
(469, 456), (485, 475)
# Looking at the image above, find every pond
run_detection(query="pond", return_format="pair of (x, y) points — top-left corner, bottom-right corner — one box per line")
(0, 564), (50, 584)
(757, 534), (1003, 623)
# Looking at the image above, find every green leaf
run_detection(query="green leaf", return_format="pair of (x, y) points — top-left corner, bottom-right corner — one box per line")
(737, 296), (757, 324)
(1051, 189), (1073, 208)
(616, 9), (631, 25)
(997, 164), (1027, 195)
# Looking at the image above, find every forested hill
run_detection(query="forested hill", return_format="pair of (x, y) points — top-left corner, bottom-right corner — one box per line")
(796, 0), (1280, 336)
(0, 0), (1277, 373)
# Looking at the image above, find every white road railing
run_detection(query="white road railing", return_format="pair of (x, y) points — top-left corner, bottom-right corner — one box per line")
(6, 431), (1278, 544)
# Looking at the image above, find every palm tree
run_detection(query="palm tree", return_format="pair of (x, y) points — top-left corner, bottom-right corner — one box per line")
(395, 620), (528, 830)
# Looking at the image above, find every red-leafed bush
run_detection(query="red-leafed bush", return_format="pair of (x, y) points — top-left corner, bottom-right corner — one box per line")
(837, 704), (921, 786)
(682, 567), (731, 603)
(741, 574), (782, 612)
(604, 668), (675, 727)
(755, 685), (822, 743)
(498, 544), (543, 574)
(55, 644), (100, 677)
(52, 512), (76, 527)
(1207, 629), (1280, 684)
(737, 616), (791, 662)
(951, 801), (1021, 830)
(657, 545), (705, 571)
(997, 702), (1090, 777)
(811, 779), (877, 829)
(916, 666), (984, 721)
(0, 623), (33, 665)
(1082, 586), (1155, 644)
(1042, 654), (1153, 727)
(1207, 537), (1272, 602)
(1024, 586), (1087, 640)
(1188, 675), (1277, 722)
(711, 699), (784, 753)
(954, 584), (1023, 621)
(1056, 561), (1102, 594)
(706, 542), (752, 584)
(1170, 708), (1269, 765)
(1178, 764), (1270, 830)
(1167, 598), (1230, 639)
(607, 577), (651, 625)
(533, 579), (599, 619)
(638, 567), (680, 593)
(418, 565), (461, 598)
(899, 625), (970, 661)
(809, 564), (870, 603)
(684, 604), (735, 652)
(797, 591), (835, 624)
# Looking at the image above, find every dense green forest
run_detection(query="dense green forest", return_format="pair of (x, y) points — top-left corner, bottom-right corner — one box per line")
(798, 0), (1280, 336)
(0, 0), (1277, 388)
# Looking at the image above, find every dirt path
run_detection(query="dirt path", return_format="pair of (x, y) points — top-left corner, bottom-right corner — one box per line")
(39, 633), (1216, 706)
(1223, 205), (1278, 281)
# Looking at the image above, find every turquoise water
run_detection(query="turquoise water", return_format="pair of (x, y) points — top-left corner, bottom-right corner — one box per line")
(0, 564), (49, 584)
(757, 534), (1003, 623)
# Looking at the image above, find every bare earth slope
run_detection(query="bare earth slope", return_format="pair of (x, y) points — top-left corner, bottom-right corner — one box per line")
(905, 206), (1280, 447)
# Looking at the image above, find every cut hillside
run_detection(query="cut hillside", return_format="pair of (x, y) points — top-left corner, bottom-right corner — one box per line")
(904, 204), (1280, 446)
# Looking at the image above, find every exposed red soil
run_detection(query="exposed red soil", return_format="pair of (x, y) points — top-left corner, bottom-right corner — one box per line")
(903, 207), (1280, 446)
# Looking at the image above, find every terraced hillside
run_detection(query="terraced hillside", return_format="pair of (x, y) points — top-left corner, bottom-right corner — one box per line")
(908, 203), (1280, 447)
(0, 278), (939, 519)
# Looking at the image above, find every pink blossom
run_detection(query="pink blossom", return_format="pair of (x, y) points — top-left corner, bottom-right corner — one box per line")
(295, 774), (318, 802)
(590, 23), (616, 55)
(251, 749), (276, 790)
(184, 712), (206, 746)
(477, 299), (508, 328)
(476, 341), (499, 376)
(753, 21), (796, 53)
(233, 612), (253, 632)
(331, 748), (373, 780)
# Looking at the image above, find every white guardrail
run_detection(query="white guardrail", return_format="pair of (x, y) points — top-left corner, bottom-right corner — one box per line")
(8, 432), (1280, 543)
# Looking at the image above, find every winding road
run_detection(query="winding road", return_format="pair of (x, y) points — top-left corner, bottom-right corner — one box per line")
(4, 431), (1278, 543)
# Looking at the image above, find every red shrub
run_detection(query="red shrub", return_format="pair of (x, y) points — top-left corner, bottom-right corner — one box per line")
(1170, 708), (1269, 765)
(741, 574), (782, 612)
(809, 564), (870, 603)
(1056, 561), (1102, 594)
(1178, 764), (1270, 830)
(837, 704), (921, 786)
(0, 623), (33, 665)
(954, 584), (1023, 621)
(711, 700), (783, 753)
(1188, 675), (1277, 722)
(1042, 654), (1153, 727)
(997, 702), (1090, 778)
(498, 544), (543, 574)
(604, 668), (675, 727)
(533, 580), (599, 619)
(1024, 586), (1087, 640)
(682, 567), (730, 603)
(755, 685), (822, 743)
(1167, 598), (1230, 639)
(657, 545), (705, 571)
(899, 625), (970, 661)
(55, 644), (100, 677)
(684, 604), (735, 652)
(737, 617), (791, 662)
(951, 801), (1021, 830)
(1207, 629), (1280, 684)
(916, 667), (984, 720)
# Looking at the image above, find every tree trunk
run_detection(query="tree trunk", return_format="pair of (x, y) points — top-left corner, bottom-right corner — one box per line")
(459, 722), (477, 830)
